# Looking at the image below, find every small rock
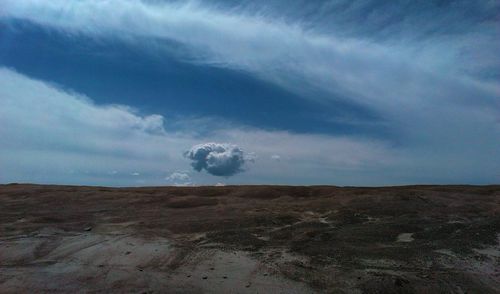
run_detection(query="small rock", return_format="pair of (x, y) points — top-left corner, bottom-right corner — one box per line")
(202, 276), (208, 280)
(394, 277), (409, 287)
(84, 226), (92, 232)
(210, 267), (215, 270)
(222, 276), (227, 279)
(125, 251), (131, 255)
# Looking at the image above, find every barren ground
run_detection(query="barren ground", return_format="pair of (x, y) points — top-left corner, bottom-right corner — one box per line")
(0, 184), (499, 293)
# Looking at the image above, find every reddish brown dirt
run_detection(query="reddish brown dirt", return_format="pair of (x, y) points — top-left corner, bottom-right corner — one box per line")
(1, 184), (499, 293)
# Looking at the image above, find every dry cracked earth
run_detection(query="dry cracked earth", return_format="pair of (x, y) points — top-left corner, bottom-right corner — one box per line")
(0, 184), (499, 293)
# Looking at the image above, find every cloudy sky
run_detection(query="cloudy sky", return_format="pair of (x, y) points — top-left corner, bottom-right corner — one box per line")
(0, 0), (499, 186)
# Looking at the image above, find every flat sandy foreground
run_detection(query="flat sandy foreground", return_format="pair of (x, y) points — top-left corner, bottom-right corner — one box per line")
(0, 184), (499, 293)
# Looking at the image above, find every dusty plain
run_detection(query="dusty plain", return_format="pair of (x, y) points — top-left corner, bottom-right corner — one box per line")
(0, 184), (499, 293)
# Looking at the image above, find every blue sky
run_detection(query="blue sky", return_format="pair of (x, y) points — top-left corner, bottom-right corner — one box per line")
(0, 0), (499, 186)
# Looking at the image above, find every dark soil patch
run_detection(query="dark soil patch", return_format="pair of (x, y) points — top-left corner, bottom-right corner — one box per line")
(165, 196), (219, 208)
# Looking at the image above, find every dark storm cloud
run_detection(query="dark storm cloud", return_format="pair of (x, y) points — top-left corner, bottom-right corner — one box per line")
(184, 143), (247, 177)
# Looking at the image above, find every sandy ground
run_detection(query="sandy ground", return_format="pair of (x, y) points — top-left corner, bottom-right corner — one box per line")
(0, 184), (499, 293)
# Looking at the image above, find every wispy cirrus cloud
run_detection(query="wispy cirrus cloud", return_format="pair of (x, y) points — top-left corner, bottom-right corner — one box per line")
(2, 1), (498, 132)
(2, 0), (498, 107)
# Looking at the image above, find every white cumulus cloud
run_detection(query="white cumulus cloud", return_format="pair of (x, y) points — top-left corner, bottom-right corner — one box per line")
(184, 143), (248, 177)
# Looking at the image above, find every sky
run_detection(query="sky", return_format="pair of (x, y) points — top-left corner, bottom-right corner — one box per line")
(0, 0), (499, 186)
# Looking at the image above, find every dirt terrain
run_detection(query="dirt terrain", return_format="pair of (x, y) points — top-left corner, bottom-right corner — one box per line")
(0, 184), (499, 293)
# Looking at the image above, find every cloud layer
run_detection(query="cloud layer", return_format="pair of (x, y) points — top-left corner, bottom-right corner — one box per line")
(2, 0), (498, 106)
(2, 1), (498, 138)
(0, 67), (187, 185)
(1, 67), (498, 185)
(184, 143), (246, 177)
(0, 67), (399, 186)
(0, 1), (499, 185)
